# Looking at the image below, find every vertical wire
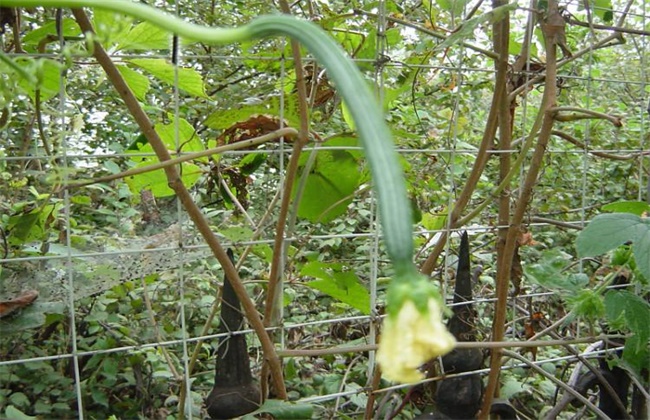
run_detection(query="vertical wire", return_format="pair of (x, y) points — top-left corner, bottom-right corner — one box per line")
(577, 0), (597, 341)
(640, 0), (648, 302)
(640, 0), (648, 204)
(58, 9), (84, 418)
(511, 2), (535, 341)
(172, 2), (192, 417)
(443, 1), (469, 296)
(278, 47), (287, 351)
(368, 0), (387, 379)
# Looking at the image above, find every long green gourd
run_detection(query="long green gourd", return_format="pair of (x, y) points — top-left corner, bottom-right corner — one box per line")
(0, 0), (415, 277)
(2, 0), (458, 384)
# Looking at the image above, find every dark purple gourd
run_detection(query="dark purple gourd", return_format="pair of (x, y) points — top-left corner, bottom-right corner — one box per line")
(435, 232), (484, 419)
(418, 233), (520, 420)
(206, 249), (261, 419)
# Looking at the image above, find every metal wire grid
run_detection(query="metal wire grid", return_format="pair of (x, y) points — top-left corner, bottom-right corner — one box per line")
(0, 0), (648, 418)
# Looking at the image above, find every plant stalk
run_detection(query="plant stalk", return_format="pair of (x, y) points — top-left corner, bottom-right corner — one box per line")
(480, 0), (561, 415)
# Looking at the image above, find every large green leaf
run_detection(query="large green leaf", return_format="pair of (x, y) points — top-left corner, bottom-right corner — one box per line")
(155, 117), (205, 154)
(577, 213), (650, 279)
(129, 117), (204, 163)
(300, 261), (370, 314)
(127, 58), (207, 98)
(604, 290), (650, 372)
(577, 213), (645, 255)
(126, 118), (204, 197)
(125, 161), (201, 197)
(294, 138), (361, 223)
(239, 153), (267, 176)
(115, 21), (171, 51)
(116, 65), (151, 101)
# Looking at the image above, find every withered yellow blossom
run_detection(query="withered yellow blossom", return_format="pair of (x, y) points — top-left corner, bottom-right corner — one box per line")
(377, 277), (456, 383)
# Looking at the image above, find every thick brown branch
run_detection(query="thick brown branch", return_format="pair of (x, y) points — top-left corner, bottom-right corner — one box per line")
(552, 106), (623, 126)
(551, 130), (637, 160)
(565, 16), (650, 36)
(275, 334), (628, 357)
(71, 8), (287, 404)
(482, 0), (567, 415)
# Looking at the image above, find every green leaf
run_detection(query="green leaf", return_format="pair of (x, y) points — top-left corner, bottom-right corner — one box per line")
(601, 200), (650, 216)
(204, 105), (269, 130)
(156, 117), (205, 154)
(604, 290), (625, 327)
(622, 336), (649, 374)
(127, 58), (207, 98)
(605, 290), (650, 372)
(220, 226), (254, 243)
(284, 358), (298, 380)
(17, 58), (62, 102)
(102, 358), (119, 381)
(568, 289), (605, 321)
(4, 405), (37, 420)
(605, 290), (650, 348)
(115, 21), (171, 51)
(421, 211), (447, 231)
(341, 100), (355, 131)
(125, 161), (201, 197)
(203, 96), (300, 133)
(294, 139), (361, 223)
(116, 65), (151, 101)
(126, 118), (204, 197)
(246, 399), (314, 419)
(500, 376), (528, 399)
(592, 0), (614, 23)
(21, 18), (80, 49)
(436, 0), (470, 15)
(92, 9), (133, 47)
(7, 211), (40, 243)
(7, 204), (62, 245)
(633, 228), (650, 280)
(239, 153), (267, 176)
(576, 213), (645, 257)
(435, 3), (517, 52)
(301, 261), (370, 314)
(91, 388), (109, 408)
(523, 249), (588, 292)
(9, 392), (30, 409)
(71, 195), (92, 205)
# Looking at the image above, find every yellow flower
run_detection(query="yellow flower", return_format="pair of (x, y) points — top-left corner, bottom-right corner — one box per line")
(377, 298), (456, 383)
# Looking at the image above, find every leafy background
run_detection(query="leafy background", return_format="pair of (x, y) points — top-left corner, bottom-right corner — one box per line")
(0, 0), (649, 419)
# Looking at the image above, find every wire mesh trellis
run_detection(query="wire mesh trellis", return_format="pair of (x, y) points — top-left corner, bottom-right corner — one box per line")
(0, 0), (649, 419)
